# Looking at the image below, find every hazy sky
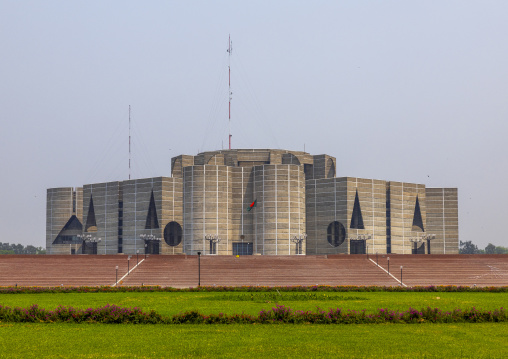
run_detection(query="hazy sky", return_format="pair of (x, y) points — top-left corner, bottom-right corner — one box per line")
(1, 1), (507, 249)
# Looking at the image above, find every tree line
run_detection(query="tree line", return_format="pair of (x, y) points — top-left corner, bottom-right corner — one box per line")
(0, 242), (46, 255)
(459, 241), (508, 254)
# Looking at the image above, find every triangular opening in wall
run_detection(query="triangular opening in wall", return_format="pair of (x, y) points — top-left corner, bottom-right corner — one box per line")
(145, 190), (160, 229)
(85, 195), (97, 232)
(412, 196), (424, 232)
(327, 158), (335, 178)
(350, 189), (365, 229)
(53, 215), (83, 244)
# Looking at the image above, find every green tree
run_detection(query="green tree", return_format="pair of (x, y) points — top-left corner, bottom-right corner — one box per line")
(459, 240), (482, 254)
(494, 246), (508, 254)
(0, 242), (46, 254)
(485, 243), (496, 254)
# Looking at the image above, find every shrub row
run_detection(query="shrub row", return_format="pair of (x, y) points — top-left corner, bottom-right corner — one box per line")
(0, 304), (164, 324)
(1, 285), (507, 294)
(0, 304), (506, 324)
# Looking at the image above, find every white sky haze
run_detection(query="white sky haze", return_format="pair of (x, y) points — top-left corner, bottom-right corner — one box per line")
(1, 1), (507, 249)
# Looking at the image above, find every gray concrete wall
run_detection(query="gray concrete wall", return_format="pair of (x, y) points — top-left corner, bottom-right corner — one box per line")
(122, 177), (177, 255)
(82, 182), (120, 255)
(160, 177), (184, 255)
(426, 188), (459, 254)
(387, 182), (427, 254)
(306, 177), (348, 255)
(182, 166), (232, 255)
(46, 187), (82, 254)
(349, 177), (387, 254)
(306, 177), (387, 255)
(252, 164), (306, 255)
(229, 166), (254, 251)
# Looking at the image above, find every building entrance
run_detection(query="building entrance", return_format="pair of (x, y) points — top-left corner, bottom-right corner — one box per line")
(233, 242), (253, 255)
(350, 240), (366, 254)
(144, 240), (160, 255)
(412, 242), (426, 254)
(82, 241), (98, 254)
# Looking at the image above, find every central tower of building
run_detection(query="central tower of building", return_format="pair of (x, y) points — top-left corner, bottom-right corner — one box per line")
(177, 149), (312, 255)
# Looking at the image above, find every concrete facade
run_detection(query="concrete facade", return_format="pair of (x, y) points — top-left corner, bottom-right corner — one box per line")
(306, 177), (388, 255)
(46, 187), (83, 254)
(425, 188), (459, 254)
(47, 149), (459, 255)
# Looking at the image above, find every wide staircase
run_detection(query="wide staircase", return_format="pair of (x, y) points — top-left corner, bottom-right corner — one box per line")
(373, 254), (508, 287)
(0, 255), (130, 287)
(1, 254), (506, 287)
(119, 255), (400, 287)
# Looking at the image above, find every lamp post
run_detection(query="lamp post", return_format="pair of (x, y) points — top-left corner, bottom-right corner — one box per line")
(127, 255), (131, 275)
(197, 251), (201, 287)
(400, 265), (403, 286)
(115, 265), (118, 285)
(424, 234), (436, 254)
(387, 257), (390, 274)
(136, 250), (139, 265)
(409, 237), (422, 254)
(205, 234), (222, 255)
(291, 233), (307, 255)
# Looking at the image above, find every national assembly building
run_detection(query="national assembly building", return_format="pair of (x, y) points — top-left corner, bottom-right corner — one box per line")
(46, 149), (459, 256)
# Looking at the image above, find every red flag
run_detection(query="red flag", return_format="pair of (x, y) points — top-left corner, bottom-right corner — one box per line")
(247, 199), (257, 211)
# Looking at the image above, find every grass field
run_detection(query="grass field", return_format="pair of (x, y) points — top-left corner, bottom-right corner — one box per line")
(1, 323), (507, 358)
(1, 290), (507, 358)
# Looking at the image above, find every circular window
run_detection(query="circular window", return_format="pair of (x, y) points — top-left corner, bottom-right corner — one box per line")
(164, 221), (182, 246)
(327, 221), (345, 247)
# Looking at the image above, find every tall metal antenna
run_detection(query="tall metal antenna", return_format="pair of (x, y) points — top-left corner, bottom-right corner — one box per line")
(129, 105), (131, 180)
(227, 35), (232, 150)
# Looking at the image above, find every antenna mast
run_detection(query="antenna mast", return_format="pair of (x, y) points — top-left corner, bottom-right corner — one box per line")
(129, 105), (131, 180)
(227, 35), (232, 149)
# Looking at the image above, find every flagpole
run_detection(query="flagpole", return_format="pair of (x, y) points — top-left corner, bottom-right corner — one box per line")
(227, 35), (232, 150)
(253, 198), (257, 255)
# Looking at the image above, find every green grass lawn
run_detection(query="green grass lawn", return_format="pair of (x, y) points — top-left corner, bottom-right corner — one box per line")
(1, 322), (507, 358)
(0, 291), (507, 358)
